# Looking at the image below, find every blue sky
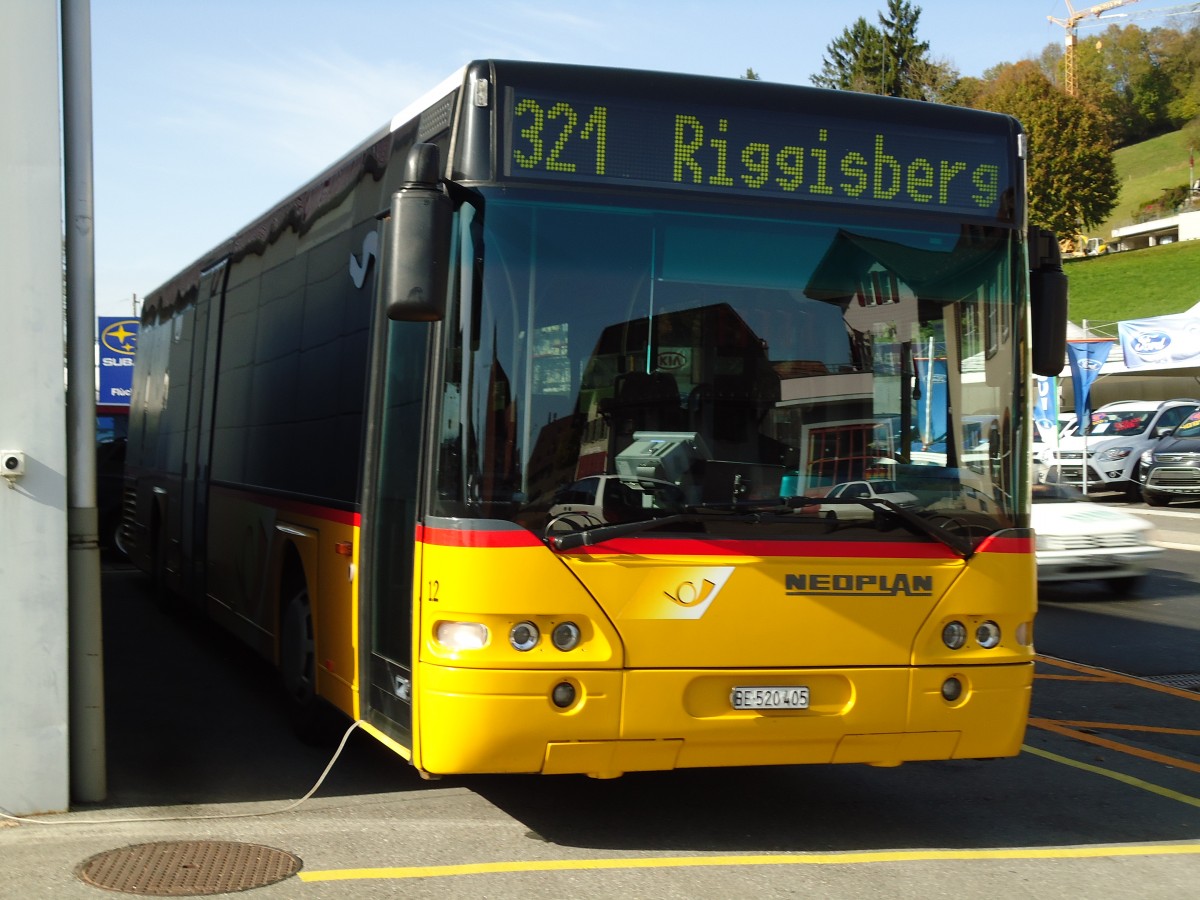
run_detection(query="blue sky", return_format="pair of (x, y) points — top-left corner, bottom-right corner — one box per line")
(89, 1), (1189, 319)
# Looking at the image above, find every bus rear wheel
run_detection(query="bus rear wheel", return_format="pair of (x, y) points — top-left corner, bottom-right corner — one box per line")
(279, 582), (332, 743)
(280, 584), (314, 708)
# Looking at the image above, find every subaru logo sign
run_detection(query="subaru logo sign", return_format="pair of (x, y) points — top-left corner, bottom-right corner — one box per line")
(1131, 331), (1171, 355)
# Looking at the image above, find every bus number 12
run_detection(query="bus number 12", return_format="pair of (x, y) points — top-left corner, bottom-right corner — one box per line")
(513, 99), (607, 175)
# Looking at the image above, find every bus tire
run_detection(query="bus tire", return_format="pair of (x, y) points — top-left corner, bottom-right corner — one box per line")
(279, 579), (336, 744)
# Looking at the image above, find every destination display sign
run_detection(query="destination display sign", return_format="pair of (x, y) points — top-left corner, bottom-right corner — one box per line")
(504, 87), (1012, 219)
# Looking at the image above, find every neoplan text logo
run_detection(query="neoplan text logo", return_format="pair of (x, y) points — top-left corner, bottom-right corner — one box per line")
(786, 573), (933, 597)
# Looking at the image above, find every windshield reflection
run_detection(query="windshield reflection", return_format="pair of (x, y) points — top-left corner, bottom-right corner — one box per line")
(433, 194), (1022, 544)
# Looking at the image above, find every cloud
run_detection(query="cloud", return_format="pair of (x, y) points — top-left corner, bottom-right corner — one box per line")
(162, 49), (434, 178)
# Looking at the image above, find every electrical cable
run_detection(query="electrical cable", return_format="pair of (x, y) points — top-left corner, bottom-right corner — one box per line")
(0, 719), (365, 826)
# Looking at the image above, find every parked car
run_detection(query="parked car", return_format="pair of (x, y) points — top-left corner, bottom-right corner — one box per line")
(818, 479), (918, 521)
(1040, 398), (1200, 497)
(1032, 483), (1161, 592)
(1031, 413), (1076, 483)
(548, 474), (684, 529)
(1139, 407), (1200, 506)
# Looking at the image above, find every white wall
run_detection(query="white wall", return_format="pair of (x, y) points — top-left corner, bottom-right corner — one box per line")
(0, 2), (70, 815)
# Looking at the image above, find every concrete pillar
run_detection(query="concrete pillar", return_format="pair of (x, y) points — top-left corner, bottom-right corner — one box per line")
(0, 1), (71, 815)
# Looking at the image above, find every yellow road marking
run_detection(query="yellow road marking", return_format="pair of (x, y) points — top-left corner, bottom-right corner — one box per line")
(1029, 718), (1200, 774)
(1036, 655), (1200, 701)
(1022, 743), (1200, 806)
(297, 655), (1198, 885)
(1051, 720), (1200, 738)
(298, 843), (1200, 883)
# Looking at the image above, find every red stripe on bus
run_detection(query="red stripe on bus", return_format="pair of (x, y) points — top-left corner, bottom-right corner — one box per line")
(417, 524), (544, 548)
(418, 526), (966, 559)
(975, 534), (1034, 553)
(416, 524), (1033, 558)
(209, 485), (361, 528)
(559, 537), (959, 558)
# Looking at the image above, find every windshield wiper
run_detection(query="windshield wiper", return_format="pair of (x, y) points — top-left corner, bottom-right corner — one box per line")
(548, 513), (692, 551)
(547, 506), (801, 552)
(831, 498), (975, 558)
(547, 498), (976, 557)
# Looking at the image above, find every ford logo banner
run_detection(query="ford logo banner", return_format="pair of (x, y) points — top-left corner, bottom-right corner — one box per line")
(1119, 314), (1200, 369)
(1130, 331), (1171, 355)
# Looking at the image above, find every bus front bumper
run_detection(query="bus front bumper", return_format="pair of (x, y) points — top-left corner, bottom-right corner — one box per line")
(414, 662), (1032, 777)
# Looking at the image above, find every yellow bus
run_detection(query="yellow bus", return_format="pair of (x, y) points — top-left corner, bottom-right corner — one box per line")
(122, 60), (1067, 778)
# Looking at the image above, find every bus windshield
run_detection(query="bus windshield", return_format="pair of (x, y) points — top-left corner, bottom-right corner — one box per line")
(433, 191), (1021, 540)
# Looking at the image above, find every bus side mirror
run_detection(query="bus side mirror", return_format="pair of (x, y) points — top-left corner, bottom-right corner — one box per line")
(382, 143), (451, 322)
(1029, 227), (1068, 378)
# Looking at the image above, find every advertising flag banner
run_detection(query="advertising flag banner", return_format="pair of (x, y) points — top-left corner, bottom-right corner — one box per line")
(1066, 339), (1113, 426)
(1118, 314), (1200, 370)
(914, 351), (947, 449)
(98, 317), (139, 406)
(1033, 375), (1058, 444)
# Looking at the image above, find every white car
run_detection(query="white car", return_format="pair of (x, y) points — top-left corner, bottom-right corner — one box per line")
(1032, 483), (1161, 592)
(548, 474), (684, 529)
(1031, 414), (1076, 483)
(818, 479), (918, 521)
(1041, 398), (1199, 497)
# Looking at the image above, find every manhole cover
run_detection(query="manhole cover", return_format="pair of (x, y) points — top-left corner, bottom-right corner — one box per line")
(77, 841), (302, 896)
(1142, 673), (1200, 692)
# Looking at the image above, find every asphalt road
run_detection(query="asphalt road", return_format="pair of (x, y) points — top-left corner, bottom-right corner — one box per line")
(1, 524), (1197, 899)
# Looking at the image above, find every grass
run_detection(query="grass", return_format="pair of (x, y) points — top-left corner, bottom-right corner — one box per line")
(1098, 122), (1200, 235)
(1062, 239), (1200, 331)
(1059, 120), (1200, 331)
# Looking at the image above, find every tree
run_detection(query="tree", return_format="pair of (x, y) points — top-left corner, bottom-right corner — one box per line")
(812, 16), (887, 93)
(1072, 24), (1175, 145)
(974, 62), (1119, 236)
(742, 68), (761, 81)
(811, 1), (954, 100)
(1031, 22), (1200, 147)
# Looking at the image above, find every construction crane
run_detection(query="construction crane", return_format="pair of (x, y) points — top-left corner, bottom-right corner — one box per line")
(1049, 1), (1141, 96)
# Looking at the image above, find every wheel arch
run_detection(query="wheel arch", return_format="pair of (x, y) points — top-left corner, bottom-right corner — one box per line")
(270, 524), (321, 663)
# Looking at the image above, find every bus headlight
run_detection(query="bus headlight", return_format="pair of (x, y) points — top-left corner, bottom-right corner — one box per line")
(551, 621), (581, 651)
(976, 620), (1001, 649)
(942, 621), (967, 650)
(435, 621), (489, 651)
(510, 621), (540, 651)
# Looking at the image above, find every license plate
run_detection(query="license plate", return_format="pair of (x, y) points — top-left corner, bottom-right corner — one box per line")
(731, 686), (809, 710)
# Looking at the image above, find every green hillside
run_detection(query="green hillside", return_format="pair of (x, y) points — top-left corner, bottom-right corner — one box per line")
(1063, 239), (1200, 329)
(1061, 121), (1200, 330)
(1099, 123), (1200, 235)
(1099, 124), (1195, 236)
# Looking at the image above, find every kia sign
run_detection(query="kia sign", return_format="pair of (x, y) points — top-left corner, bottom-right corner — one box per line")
(98, 317), (138, 406)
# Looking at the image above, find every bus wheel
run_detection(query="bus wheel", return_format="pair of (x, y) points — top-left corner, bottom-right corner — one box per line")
(281, 581), (342, 744)
(280, 583), (322, 739)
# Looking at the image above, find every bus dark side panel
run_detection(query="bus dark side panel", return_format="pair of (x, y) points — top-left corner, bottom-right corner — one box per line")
(123, 100), (458, 698)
